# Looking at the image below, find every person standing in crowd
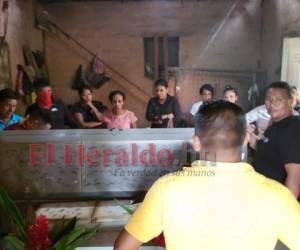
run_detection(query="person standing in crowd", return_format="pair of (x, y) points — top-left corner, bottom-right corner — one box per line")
(25, 78), (78, 129)
(246, 85), (299, 137)
(190, 83), (214, 116)
(0, 88), (23, 130)
(101, 90), (137, 129)
(72, 85), (107, 128)
(223, 85), (238, 104)
(114, 100), (300, 250)
(250, 81), (300, 198)
(146, 79), (181, 128)
(6, 106), (51, 130)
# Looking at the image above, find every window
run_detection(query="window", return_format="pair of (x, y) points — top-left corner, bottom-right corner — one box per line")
(144, 36), (179, 80)
(144, 37), (154, 79)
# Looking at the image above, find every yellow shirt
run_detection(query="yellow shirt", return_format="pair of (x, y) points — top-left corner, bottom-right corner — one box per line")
(125, 161), (300, 250)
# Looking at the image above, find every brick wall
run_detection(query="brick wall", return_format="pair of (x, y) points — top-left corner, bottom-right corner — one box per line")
(43, 0), (262, 126)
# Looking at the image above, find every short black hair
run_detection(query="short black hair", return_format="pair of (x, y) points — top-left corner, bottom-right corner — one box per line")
(154, 79), (168, 88)
(29, 107), (51, 124)
(267, 81), (292, 99)
(195, 100), (246, 149)
(78, 84), (93, 96)
(109, 90), (126, 102)
(199, 84), (214, 95)
(0, 88), (18, 103)
(34, 77), (51, 90)
(223, 85), (238, 95)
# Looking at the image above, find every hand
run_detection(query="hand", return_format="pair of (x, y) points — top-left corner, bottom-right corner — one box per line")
(91, 122), (103, 128)
(246, 124), (258, 150)
(87, 101), (94, 108)
(247, 124), (256, 134)
(167, 113), (174, 120)
(161, 113), (174, 120)
(95, 122), (103, 127)
(87, 102), (97, 114)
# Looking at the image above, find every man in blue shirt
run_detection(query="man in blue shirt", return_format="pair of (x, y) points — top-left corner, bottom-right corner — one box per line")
(0, 88), (23, 130)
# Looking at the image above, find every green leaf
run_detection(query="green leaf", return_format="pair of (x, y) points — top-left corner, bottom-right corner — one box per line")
(0, 235), (25, 250)
(52, 227), (85, 250)
(0, 187), (26, 241)
(64, 225), (100, 250)
(50, 217), (77, 244)
(114, 199), (135, 215)
(52, 225), (100, 250)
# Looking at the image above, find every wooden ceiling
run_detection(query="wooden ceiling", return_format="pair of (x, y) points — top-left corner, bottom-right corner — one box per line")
(39, 0), (123, 3)
(38, 0), (190, 4)
(38, 0), (172, 3)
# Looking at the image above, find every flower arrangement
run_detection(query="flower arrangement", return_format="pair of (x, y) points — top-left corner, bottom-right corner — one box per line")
(26, 215), (52, 250)
(0, 187), (100, 250)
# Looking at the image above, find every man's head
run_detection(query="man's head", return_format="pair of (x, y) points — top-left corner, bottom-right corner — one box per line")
(34, 77), (52, 95)
(26, 107), (51, 130)
(0, 88), (18, 120)
(34, 78), (53, 109)
(199, 84), (214, 103)
(193, 100), (246, 159)
(265, 81), (293, 122)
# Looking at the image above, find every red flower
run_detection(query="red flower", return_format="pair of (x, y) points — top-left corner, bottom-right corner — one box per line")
(152, 232), (165, 247)
(26, 215), (52, 250)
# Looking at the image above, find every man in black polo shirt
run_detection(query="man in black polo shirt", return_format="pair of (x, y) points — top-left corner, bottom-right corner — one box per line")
(253, 81), (300, 198)
(25, 78), (79, 129)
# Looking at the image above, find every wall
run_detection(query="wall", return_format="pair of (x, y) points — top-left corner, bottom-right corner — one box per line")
(42, 0), (262, 126)
(173, 69), (255, 113)
(261, 0), (300, 85)
(5, 0), (43, 113)
(7, 0), (42, 84)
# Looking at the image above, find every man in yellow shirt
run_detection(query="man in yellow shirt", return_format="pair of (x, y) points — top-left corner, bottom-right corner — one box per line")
(114, 100), (300, 250)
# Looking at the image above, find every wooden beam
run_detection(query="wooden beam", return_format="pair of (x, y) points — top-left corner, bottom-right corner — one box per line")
(163, 35), (169, 80)
(153, 35), (159, 81)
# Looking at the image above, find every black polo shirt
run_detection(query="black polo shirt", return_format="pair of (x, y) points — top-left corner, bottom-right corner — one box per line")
(254, 115), (300, 184)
